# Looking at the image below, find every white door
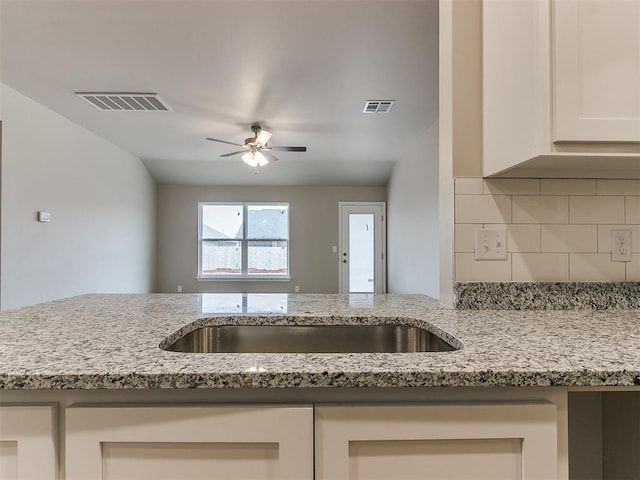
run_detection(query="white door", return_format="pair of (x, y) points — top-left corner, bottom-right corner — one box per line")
(339, 202), (386, 294)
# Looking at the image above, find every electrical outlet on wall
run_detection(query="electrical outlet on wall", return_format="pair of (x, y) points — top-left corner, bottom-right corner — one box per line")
(611, 229), (632, 262)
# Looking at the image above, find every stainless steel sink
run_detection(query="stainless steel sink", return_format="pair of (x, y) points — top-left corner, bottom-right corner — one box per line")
(162, 325), (457, 353)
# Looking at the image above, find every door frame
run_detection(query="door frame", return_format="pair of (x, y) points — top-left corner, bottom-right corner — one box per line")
(338, 202), (386, 294)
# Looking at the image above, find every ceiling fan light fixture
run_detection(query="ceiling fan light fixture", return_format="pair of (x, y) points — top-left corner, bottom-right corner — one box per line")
(242, 150), (268, 167)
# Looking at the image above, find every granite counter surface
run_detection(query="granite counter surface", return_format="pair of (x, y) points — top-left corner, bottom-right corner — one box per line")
(1, 293), (639, 390)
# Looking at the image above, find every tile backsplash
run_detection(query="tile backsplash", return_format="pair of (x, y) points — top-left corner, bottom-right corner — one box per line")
(454, 178), (640, 282)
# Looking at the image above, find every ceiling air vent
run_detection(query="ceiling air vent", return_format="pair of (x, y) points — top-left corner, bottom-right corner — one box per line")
(76, 92), (171, 111)
(363, 100), (395, 114)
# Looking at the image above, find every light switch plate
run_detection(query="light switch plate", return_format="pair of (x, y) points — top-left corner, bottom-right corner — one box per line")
(474, 228), (508, 260)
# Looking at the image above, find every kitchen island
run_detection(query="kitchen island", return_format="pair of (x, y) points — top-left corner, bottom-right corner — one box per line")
(1, 293), (639, 390)
(1, 293), (638, 479)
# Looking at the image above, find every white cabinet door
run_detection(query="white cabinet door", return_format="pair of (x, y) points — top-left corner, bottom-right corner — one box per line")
(554, 0), (640, 142)
(66, 405), (313, 480)
(316, 403), (558, 480)
(0, 405), (57, 480)
(482, 0), (640, 177)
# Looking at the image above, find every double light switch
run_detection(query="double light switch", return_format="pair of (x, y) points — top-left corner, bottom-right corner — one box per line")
(474, 228), (508, 260)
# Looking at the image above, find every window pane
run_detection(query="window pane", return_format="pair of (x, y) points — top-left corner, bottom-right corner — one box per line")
(202, 205), (243, 239)
(201, 240), (241, 275)
(248, 240), (288, 275)
(247, 205), (289, 239)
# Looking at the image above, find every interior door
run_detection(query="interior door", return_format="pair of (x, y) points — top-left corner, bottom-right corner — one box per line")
(339, 202), (386, 294)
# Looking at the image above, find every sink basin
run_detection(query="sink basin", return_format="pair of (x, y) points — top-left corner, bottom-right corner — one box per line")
(162, 325), (457, 353)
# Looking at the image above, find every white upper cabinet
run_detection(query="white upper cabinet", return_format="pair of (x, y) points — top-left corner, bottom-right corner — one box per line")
(483, 0), (640, 178)
(554, 0), (640, 142)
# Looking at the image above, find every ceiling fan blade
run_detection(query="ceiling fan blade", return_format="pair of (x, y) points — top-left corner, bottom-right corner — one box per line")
(255, 129), (272, 146)
(219, 150), (245, 158)
(206, 137), (244, 147)
(269, 146), (307, 152)
(261, 150), (280, 162)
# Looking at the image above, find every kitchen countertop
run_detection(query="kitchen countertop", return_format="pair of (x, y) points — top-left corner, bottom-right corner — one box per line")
(1, 293), (640, 390)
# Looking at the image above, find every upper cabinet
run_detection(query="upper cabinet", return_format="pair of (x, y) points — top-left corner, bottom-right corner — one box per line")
(555, 0), (640, 142)
(483, 0), (640, 178)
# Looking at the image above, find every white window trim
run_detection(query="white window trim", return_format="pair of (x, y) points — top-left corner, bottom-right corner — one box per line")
(197, 202), (291, 281)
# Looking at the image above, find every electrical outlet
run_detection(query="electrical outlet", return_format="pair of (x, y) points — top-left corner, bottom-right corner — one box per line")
(294, 285), (300, 293)
(611, 229), (632, 262)
(177, 285), (183, 293)
(474, 228), (508, 260)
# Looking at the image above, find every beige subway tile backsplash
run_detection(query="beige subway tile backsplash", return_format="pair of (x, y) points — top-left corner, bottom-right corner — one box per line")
(627, 197), (640, 224)
(454, 177), (639, 283)
(455, 178), (484, 195)
(455, 195), (511, 224)
(570, 196), (625, 224)
(627, 255), (640, 281)
(455, 253), (512, 282)
(513, 196), (569, 224)
(569, 253), (625, 282)
(483, 179), (540, 195)
(542, 225), (597, 253)
(540, 179), (596, 196)
(455, 224), (479, 253)
(597, 180), (640, 196)
(512, 253), (569, 282)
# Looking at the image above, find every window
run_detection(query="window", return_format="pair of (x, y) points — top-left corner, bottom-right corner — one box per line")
(198, 203), (289, 279)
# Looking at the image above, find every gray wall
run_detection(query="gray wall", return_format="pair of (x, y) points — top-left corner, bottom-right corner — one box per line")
(156, 185), (386, 293)
(386, 123), (439, 298)
(0, 84), (156, 310)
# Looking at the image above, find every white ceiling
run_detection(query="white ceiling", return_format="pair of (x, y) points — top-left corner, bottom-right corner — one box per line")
(0, 0), (439, 186)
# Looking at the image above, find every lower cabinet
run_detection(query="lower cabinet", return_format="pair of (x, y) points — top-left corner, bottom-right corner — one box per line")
(0, 405), (57, 480)
(65, 405), (313, 480)
(65, 402), (559, 480)
(315, 403), (558, 480)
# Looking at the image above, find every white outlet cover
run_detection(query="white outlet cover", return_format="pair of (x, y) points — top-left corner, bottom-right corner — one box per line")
(474, 228), (508, 260)
(611, 229), (632, 262)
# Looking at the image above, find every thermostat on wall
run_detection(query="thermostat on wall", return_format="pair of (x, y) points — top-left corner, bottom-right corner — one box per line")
(37, 211), (51, 223)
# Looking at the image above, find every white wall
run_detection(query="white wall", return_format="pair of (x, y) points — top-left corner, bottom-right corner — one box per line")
(156, 185), (386, 294)
(0, 85), (156, 309)
(387, 122), (439, 298)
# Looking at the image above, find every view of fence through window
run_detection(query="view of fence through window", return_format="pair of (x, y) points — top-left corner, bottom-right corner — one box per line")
(200, 203), (289, 276)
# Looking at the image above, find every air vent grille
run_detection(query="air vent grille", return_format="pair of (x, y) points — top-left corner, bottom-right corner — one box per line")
(76, 92), (171, 111)
(363, 100), (395, 114)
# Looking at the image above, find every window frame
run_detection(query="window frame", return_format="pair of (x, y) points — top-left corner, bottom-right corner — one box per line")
(197, 202), (291, 281)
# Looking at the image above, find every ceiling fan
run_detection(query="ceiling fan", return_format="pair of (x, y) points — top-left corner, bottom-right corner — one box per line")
(206, 124), (307, 173)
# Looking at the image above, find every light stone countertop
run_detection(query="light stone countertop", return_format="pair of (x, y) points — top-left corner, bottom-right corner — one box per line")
(1, 293), (639, 390)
